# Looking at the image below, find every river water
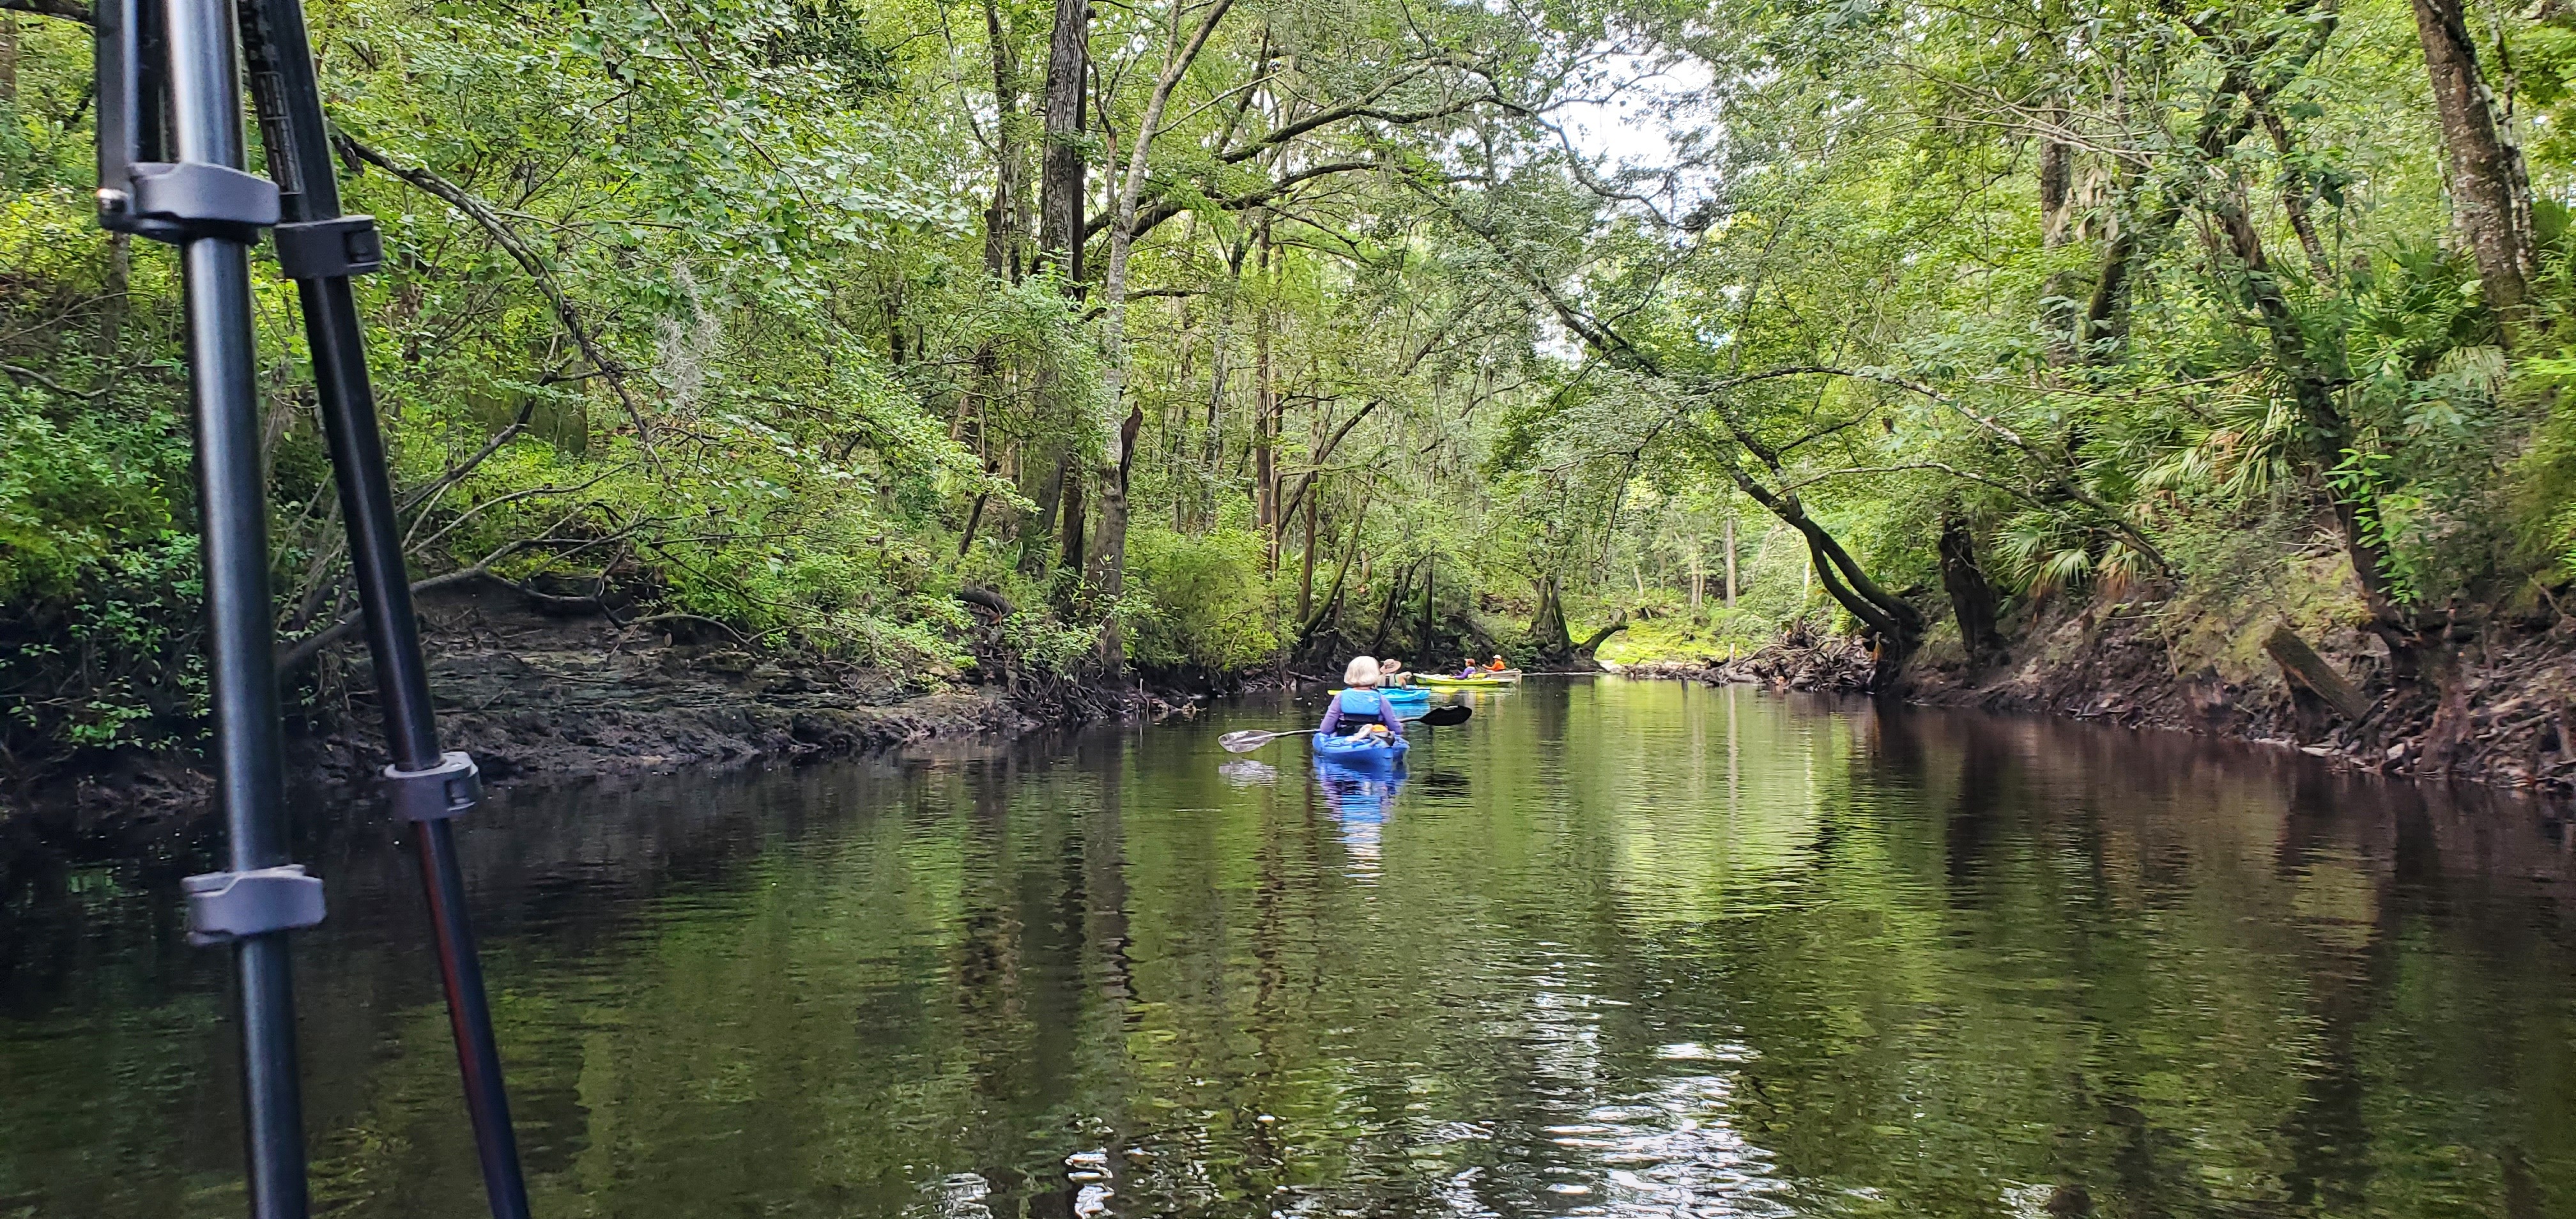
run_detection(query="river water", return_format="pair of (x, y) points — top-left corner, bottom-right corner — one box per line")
(5, 678), (2573, 1218)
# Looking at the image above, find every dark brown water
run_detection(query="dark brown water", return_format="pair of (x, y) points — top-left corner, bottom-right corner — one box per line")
(4, 678), (2573, 1217)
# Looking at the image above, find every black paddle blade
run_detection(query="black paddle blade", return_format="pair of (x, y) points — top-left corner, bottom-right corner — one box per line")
(1416, 705), (1473, 726)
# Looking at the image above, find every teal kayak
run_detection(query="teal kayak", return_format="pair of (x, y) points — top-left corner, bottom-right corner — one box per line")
(1312, 730), (1409, 766)
(1334, 687), (1431, 712)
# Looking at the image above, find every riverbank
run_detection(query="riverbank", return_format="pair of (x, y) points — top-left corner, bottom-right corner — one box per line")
(28, 576), (2572, 874)
(1616, 603), (2576, 801)
(0, 583), (1126, 868)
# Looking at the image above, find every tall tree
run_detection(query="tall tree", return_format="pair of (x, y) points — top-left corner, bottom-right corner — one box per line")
(1036, 0), (1090, 285)
(983, 0), (1029, 282)
(1087, 0), (1237, 674)
(2407, 0), (2536, 320)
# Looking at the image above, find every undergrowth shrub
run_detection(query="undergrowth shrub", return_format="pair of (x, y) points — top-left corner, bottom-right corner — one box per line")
(1124, 523), (1282, 675)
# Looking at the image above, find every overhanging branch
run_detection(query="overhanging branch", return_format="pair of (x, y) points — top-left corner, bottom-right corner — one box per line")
(336, 133), (658, 453)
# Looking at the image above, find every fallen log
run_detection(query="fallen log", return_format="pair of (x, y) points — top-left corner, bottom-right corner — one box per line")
(2264, 623), (2372, 722)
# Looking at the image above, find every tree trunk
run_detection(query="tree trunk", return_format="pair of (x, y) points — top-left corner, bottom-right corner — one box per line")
(2416, 646), (2477, 772)
(2208, 194), (2423, 670)
(2077, 166), (2155, 362)
(1020, 448), (1066, 573)
(2409, 0), (2534, 319)
(1576, 610), (1629, 660)
(2039, 126), (2073, 249)
(1299, 479), (1318, 621)
(1057, 466), (1085, 572)
(1035, 0), (1089, 285)
(1084, 0), (1235, 676)
(98, 234), (129, 358)
(2257, 105), (2338, 283)
(958, 458), (1002, 557)
(1528, 577), (1577, 661)
(1252, 213), (1277, 564)
(2039, 118), (2081, 362)
(1938, 513), (2007, 666)
(982, 0), (1027, 282)
(1204, 296), (1230, 525)
(1088, 403), (1140, 668)
(1421, 555), (1435, 658)
(1724, 516), (1737, 606)
(1741, 475), (1924, 673)
(1294, 477), (1372, 656)
(1368, 558), (1419, 656)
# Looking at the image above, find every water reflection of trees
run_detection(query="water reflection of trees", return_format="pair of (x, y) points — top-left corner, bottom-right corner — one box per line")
(1604, 692), (2576, 1218)
(6, 687), (2570, 1217)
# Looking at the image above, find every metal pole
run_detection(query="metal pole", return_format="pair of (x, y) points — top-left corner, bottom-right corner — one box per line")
(157, 0), (310, 1209)
(235, 0), (532, 1212)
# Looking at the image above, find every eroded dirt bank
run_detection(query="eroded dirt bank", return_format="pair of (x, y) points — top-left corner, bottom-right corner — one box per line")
(2, 585), (1061, 866)
(1621, 606), (2576, 803)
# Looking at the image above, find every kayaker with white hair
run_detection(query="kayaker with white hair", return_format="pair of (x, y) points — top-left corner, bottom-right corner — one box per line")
(1319, 656), (1407, 740)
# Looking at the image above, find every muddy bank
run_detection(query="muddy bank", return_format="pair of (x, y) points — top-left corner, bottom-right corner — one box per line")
(2, 585), (1061, 866)
(1620, 607), (2576, 802)
(1915, 603), (2576, 800)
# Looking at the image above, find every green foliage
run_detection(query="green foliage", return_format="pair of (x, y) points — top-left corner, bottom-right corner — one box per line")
(1432, 0), (2576, 665)
(0, 390), (184, 603)
(1123, 522), (1282, 674)
(11, 0), (2576, 759)
(1595, 606), (1773, 666)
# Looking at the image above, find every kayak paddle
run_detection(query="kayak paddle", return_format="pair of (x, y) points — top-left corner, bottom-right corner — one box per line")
(1220, 703), (1473, 753)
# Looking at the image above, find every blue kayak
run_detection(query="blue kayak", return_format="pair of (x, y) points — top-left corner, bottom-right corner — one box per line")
(1312, 730), (1410, 766)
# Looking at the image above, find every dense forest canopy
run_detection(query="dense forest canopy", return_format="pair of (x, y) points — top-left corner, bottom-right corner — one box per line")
(4, 0), (2574, 761)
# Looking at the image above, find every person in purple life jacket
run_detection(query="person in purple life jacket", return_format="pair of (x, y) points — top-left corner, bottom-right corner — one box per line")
(1319, 656), (1407, 739)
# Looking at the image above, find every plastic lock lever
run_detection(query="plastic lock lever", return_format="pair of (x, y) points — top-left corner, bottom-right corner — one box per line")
(385, 751), (482, 822)
(183, 866), (326, 946)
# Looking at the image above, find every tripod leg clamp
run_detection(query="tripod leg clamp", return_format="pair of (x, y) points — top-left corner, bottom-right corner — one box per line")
(103, 162), (280, 243)
(385, 751), (482, 822)
(184, 866), (325, 946)
(275, 215), (385, 279)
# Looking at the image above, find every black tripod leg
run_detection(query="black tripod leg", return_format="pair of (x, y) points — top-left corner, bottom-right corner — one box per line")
(157, 0), (314, 1212)
(189, 235), (313, 1219)
(305, 267), (538, 1219)
(235, 0), (533, 1214)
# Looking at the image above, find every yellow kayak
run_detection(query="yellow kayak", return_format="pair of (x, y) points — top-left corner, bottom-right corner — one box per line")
(1414, 671), (1521, 687)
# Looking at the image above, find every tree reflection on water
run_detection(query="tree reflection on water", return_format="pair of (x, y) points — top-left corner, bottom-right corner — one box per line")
(4, 678), (2571, 1218)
